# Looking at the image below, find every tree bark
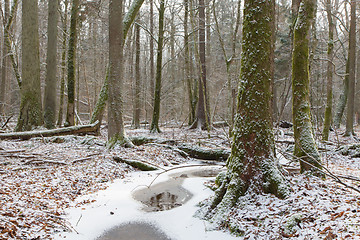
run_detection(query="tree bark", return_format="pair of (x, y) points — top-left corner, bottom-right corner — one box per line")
(322, 0), (335, 141)
(108, 0), (132, 147)
(150, 0), (165, 133)
(133, 18), (141, 129)
(207, 0), (289, 221)
(345, 0), (356, 136)
(43, 0), (59, 129)
(65, 0), (80, 127)
(16, 0), (43, 131)
(0, 0), (10, 115)
(292, 0), (322, 173)
(57, 0), (69, 127)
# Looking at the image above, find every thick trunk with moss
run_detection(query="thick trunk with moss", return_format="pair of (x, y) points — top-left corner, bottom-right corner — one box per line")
(207, 0), (289, 220)
(43, 0), (59, 129)
(345, 0), (356, 136)
(292, 0), (322, 173)
(150, 0), (165, 133)
(65, 0), (79, 127)
(108, 0), (132, 148)
(322, 0), (334, 141)
(16, 0), (43, 132)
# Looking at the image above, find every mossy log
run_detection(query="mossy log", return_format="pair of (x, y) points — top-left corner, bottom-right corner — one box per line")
(0, 121), (99, 140)
(176, 144), (230, 161)
(113, 156), (159, 171)
(129, 135), (229, 161)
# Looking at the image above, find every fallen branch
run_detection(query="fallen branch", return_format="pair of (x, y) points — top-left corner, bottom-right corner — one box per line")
(0, 121), (100, 140)
(23, 159), (68, 165)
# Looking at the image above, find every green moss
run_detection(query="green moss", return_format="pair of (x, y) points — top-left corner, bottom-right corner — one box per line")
(107, 133), (133, 149)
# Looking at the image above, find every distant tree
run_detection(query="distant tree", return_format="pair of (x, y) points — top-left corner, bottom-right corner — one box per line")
(57, 0), (69, 127)
(292, 0), (322, 173)
(150, 0), (165, 133)
(322, 0), (335, 141)
(0, 0), (10, 115)
(16, 0), (43, 131)
(133, 17), (141, 129)
(190, 0), (210, 130)
(65, 0), (80, 127)
(207, 0), (289, 219)
(43, 0), (59, 129)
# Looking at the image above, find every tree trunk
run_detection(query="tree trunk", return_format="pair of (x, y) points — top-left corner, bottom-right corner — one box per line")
(0, 0), (10, 115)
(133, 18), (141, 129)
(150, 0), (165, 133)
(108, 0), (132, 147)
(16, 0), (43, 132)
(345, 0), (356, 136)
(57, 0), (69, 127)
(43, 0), (59, 129)
(65, 0), (80, 127)
(184, 0), (196, 125)
(322, 0), (335, 141)
(89, 0), (145, 129)
(149, 0), (155, 109)
(207, 0), (289, 220)
(190, 0), (210, 130)
(333, 59), (349, 128)
(292, 0), (322, 174)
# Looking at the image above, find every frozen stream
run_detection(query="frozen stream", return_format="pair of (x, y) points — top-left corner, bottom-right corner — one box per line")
(54, 164), (239, 240)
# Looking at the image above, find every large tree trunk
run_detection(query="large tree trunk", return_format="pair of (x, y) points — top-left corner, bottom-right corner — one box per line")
(43, 0), (59, 129)
(207, 0), (289, 221)
(322, 0), (335, 141)
(89, 0), (145, 129)
(345, 0), (356, 136)
(65, 0), (80, 127)
(150, 0), (165, 133)
(108, 0), (132, 147)
(190, 0), (210, 130)
(292, 0), (322, 173)
(16, 0), (43, 132)
(333, 59), (349, 128)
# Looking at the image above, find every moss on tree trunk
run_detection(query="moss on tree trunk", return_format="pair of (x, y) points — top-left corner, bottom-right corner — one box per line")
(150, 0), (165, 133)
(292, 0), (322, 173)
(207, 0), (289, 222)
(65, 0), (79, 127)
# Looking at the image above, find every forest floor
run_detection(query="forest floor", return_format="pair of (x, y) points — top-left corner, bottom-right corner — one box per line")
(0, 122), (359, 239)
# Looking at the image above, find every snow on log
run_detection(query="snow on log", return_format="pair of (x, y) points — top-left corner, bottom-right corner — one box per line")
(113, 156), (159, 171)
(0, 121), (100, 140)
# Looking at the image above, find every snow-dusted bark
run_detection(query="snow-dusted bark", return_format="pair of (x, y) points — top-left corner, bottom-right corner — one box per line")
(292, 0), (322, 173)
(207, 0), (289, 224)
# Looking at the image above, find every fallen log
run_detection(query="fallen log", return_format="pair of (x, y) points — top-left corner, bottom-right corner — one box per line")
(0, 121), (100, 140)
(113, 156), (160, 171)
(177, 144), (230, 161)
(130, 135), (230, 161)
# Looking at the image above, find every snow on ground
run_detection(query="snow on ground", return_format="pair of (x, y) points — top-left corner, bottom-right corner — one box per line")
(0, 124), (359, 239)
